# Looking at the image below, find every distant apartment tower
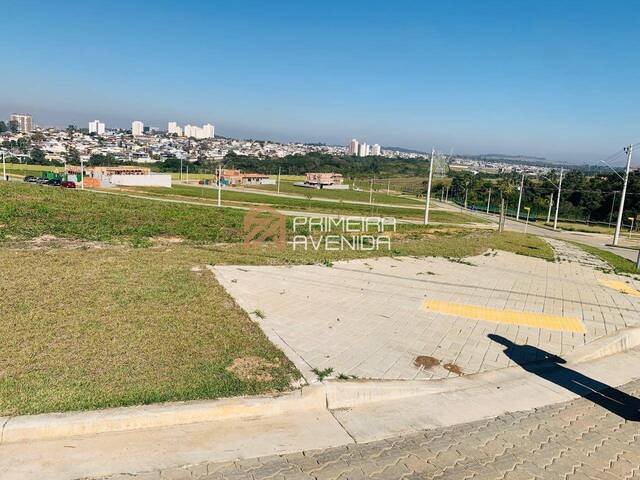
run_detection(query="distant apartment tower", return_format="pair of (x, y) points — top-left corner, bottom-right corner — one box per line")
(202, 123), (215, 139)
(88, 119), (106, 135)
(184, 123), (215, 139)
(358, 142), (370, 157)
(167, 121), (181, 136)
(10, 113), (32, 133)
(131, 120), (144, 136)
(348, 138), (359, 155)
(371, 144), (381, 156)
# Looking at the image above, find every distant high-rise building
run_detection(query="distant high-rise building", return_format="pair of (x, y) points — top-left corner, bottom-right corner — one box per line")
(202, 123), (215, 139)
(358, 142), (370, 157)
(348, 138), (359, 155)
(167, 121), (182, 136)
(88, 120), (106, 135)
(183, 123), (215, 139)
(132, 120), (144, 136)
(371, 144), (381, 156)
(10, 113), (32, 133)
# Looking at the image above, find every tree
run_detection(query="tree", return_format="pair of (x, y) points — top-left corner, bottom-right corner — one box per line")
(65, 147), (80, 165)
(9, 120), (19, 133)
(30, 148), (46, 165)
(0, 121), (7, 133)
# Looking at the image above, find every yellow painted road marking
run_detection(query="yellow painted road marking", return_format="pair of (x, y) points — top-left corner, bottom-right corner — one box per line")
(422, 299), (586, 333)
(599, 278), (640, 297)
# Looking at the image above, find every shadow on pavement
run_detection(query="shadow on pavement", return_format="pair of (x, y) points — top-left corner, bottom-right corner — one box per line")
(488, 334), (640, 421)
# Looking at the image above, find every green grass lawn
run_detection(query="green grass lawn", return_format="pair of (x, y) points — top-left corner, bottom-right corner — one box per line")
(0, 182), (246, 243)
(124, 184), (482, 224)
(0, 247), (299, 416)
(570, 242), (638, 274)
(0, 181), (554, 416)
(249, 179), (424, 205)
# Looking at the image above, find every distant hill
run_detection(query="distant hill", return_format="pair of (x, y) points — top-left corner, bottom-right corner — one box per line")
(382, 146), (428, 155)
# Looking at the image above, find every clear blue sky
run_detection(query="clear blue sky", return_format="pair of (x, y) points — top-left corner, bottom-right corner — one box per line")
(2, 0), (639, 163)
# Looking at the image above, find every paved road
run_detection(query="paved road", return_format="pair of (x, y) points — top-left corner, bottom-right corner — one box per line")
(443, 201), (640, 263)
(102, 378), (640, 479)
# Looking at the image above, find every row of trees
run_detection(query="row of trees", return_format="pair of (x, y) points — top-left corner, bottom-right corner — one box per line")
(446, 170), (639, 224)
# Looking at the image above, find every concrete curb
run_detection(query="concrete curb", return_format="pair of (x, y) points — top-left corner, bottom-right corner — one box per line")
(2, 328), (638, 446)
(563, 326), (640, 363)
(0, 385), (325, 445)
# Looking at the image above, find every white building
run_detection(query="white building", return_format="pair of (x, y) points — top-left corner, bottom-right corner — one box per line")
(167, 121), (183, 136)
(358, 142), (370, 157)
(131, 120), (144, 136)
(184, 123), (215, 139)
(10, 113), (32, 133)
(202, 123), (215, 138)
(348, 138), (359, 155)
(88, 120), (106, 135)
(371, 144), (381, 156)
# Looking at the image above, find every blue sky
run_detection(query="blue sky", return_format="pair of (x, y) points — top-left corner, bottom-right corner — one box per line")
(2, 0), (639, 163)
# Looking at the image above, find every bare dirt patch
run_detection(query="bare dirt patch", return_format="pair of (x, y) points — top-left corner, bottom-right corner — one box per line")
(226, 356), (280, 382)
(443, 363), (464, 376)
(7, 235), (110, 250)
(414, 355), (440, 369)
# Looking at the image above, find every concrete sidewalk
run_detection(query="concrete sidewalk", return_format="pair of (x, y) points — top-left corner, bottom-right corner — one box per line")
(2, 341), (640, 480)
(211, 242), (640, 383)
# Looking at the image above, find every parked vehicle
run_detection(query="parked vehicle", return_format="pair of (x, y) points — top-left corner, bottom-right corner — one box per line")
(46, 179), (62, 186)
(23, 176), (38, 183)
(61, 181), (76, 189)
(35, 177), (49, 185)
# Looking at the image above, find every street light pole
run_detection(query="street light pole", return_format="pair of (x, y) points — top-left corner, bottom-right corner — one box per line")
(80, 157), (85, 190)
(613, 145), (633, 246)
(2, 151), (6, 181)
(277, 167), (281, 195)
(524, 207), (531, 233)
(516, 173), (524, 220)
(369, 178), (373, 205)
(486, 187), (492, 214)
(424, 148), (435, 225)
(217, 164), (222, 207)
(546, 192), (553, 224)
(180, 158), (183, 181)
(553, 168), (563, 230)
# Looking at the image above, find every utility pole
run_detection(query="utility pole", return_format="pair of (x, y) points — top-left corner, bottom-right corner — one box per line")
(369, 178), (373, 205)
(424, 148), (435, 225)
(546, 192), (554, 224)
(387, 179), (390, 195)
(516, 173), (524, 220)
(464, 187), (468, 209)
(277, 167), (281, 195)
(486, 187), (492, 214)
(609, 191), (617, 227)
(2, 151), (6, 181)
(186, 164), (189, 182)
(613, 145), (633, 246)
(445, 186), (449, 202)
(441, 187), (444, 201)
(499, 197), (506, 232)
(80, 157), (85, 190)
(553, 168), (563, 230)
(180, 158), (183, 181)
(217, 164), (222, 207)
